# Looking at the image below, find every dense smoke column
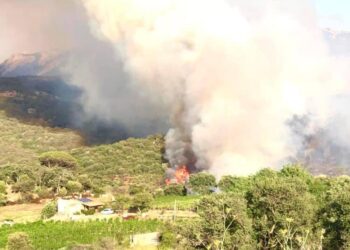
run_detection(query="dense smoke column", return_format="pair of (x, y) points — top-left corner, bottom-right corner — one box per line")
(80, 0), (350, 177)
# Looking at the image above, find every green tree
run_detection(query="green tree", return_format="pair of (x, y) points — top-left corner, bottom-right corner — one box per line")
(12, 174), (35, 193)
(7, 232), (33, 250)
(0, 180), (6, 194)
(218, 176), (252, 194)
(163, 184), (186, 196)
(189, 172), (216, 195)
(320, 176), (350, 249)
(112, 195), (131, 211)
(131, 192), (153, 212)
(178, 193), (255, 249)
(247, 175), (319, 249)
(41, 201), (57, 219)
(66, 181), (83, 194)
(39, 151), (78, 168)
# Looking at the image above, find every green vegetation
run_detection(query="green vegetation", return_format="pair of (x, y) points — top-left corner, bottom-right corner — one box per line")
(6, 232), (33, 250)
(39, 151), (78, 168)
(189, 172), (216, 194)
(40, 201), (57, 219)
(0, 220), (162, 249)
(151, 195), (201, 210)
(163, 183), (186, 196)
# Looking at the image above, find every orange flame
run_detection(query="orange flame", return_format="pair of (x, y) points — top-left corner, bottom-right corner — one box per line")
(165, 165), (190, 185)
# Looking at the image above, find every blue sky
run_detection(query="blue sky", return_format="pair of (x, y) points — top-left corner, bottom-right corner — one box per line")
(313, 0), (350, 30)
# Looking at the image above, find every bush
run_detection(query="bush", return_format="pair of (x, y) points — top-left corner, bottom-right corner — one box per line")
(41, 201), (57, 219)
(178, 193), (255, 249)
(131, 192), (154, 212)
(0, 193), (6, 206)
(112, 195), (131, 211)
(129, 184), (147, 195)
(0, 180), (6, 194)
(35, 187), (53, 199)
(160, 230), (177, 249)
(247, 176), (319, 249)
(81, 209), (95, 215)
(12, 174), (36, 193)
(7, 232), (33, 250)
(58, 187), (68, 197)
(39, 151), (78, 168)
(218, 175), (252, 194)
(163, 184), (186, 196)
(66, 181), (83, 194)
(189, 172), (216, 195)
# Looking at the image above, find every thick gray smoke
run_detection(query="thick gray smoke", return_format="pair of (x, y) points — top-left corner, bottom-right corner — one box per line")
(0, 0), (169, 138)
(81, 0), (350, 177)
(2, 0), (350, 177)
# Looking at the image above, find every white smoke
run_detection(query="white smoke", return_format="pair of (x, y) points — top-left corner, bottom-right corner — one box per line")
(80, 0), (350, 177)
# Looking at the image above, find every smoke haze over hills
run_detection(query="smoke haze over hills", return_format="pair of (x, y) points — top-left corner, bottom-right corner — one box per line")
(2, 0), (350, 176)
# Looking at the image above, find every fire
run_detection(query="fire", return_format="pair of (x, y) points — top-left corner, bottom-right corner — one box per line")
(165, 165), (190, 185)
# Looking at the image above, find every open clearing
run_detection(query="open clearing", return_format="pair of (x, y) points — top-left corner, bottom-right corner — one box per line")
(0, 203), (44, 223)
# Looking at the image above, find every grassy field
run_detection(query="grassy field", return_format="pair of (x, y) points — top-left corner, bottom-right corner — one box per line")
(0, 203), (44, 223)
(0, 219), (162, 249)
(151, 195), (202, 210)
(0, 110), (82, 167)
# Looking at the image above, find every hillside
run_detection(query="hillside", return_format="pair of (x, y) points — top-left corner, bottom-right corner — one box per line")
(0, 110), (82, 167)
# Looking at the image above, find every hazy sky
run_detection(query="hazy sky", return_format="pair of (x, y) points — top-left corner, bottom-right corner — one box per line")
(0, 1), (349, 62)
(313, 0), (350, 30)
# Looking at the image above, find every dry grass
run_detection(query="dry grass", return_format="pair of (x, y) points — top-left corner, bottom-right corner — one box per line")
(0, 111), (82, 166)
(0, 203), (44, 223)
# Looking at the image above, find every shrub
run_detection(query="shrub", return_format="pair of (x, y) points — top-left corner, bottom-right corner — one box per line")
(112, 195), (131, 211)
(41, 201), (57, 219)
(58, 187), (68, 197)
(178, 193), (255, 249)
(131, 192), (154, 212)
(81, 209), (95, 215)
(160, 230), (177, 249)
(35, 187), (52, 199)
(128, 184), (147, 195)
(39, 151), (78, 168)
(218, 175), (252, 194)
(189, 172), (216, 195)
(163, 184), (186, 196)
(7, 232), (33, 250)
(0, 193), (6, 206)
(0, 180), (6, 194)
(247, 176), (319, 249)
(12, 175), (36, 193)
(66, 181), (83, 194)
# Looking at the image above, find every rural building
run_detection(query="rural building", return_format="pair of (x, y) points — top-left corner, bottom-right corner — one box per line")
(57, 198), (84, 216)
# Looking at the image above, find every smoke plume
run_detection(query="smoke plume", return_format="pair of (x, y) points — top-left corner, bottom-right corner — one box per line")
(2, 0), (350, 177)
(81, 0), (350, 177)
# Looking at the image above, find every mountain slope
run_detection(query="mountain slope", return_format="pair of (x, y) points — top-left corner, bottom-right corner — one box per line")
(0, 51), (67, 77)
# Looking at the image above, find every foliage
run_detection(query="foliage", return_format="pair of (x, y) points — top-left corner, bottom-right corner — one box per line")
(189, 172), (216, 195)
(0, 180), (6, 193)
(247, 175), (319, 249)
(112, 195), (131, 211)
(0, 193), (6, 206)
(151, 195), (201, 210)
(178, 193), (255, 249)
(131, 192), (154, 212)
(39, 151), (78, 168)
(12, 174), (35, 193)
(6, 232), (33, 250)
(159, 229), (177, 249)
(319, 176), (350, 249)
(218, 175), (252, 194)
(41, 201), (57, 219)
(66, 181), (83, 194)
(0, 219), (161, 249)
(163, 184), (186, 196)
